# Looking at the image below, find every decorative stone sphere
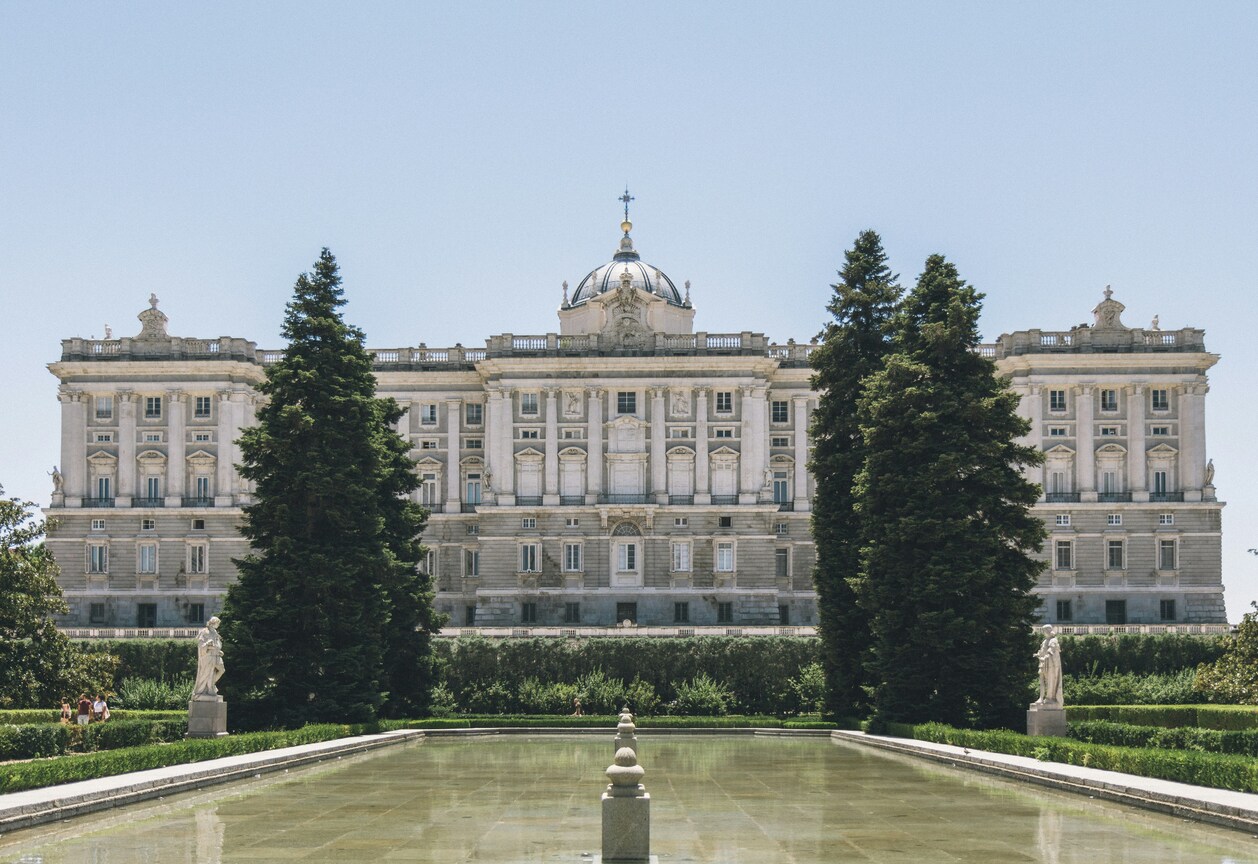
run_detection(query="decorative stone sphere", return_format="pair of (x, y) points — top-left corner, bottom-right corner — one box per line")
(605, 747), (645, 789)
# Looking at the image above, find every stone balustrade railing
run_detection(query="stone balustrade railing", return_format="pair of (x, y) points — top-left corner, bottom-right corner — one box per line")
(60, 337), (259, 362)
(978, 326), (1206, 359)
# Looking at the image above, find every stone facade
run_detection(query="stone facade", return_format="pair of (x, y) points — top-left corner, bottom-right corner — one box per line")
(43, 233), (1227, 630)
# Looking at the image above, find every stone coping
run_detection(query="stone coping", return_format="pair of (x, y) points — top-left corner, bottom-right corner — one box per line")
(833, 729), (1258, 834)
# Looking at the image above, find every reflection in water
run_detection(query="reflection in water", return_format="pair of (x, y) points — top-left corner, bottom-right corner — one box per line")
(1, 736), (1256, 863)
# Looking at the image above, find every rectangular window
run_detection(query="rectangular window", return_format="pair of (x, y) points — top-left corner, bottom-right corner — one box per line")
(521, 602), (537, 624)
(144, 396), (162, 419)
(1160, 599), (1177, 621)
(420, 404), (438, 425)
(185, 603), (206, 625)
(1105, 600), (1128, 625)
(772, 472), (790, 504)
(1055, 514), (1071, 526)
(195, 476), (211, 499)
(420, 440), (438, 450)
(95, 433), (114, 442)
(138, 543), (157, 573)
(188, 544), (207, 574)
(1100, 426), (1118, 436)
(1151, 426), (1170, 436)
(714, 428), (733, 439)
(89, 602), (106, 624)
(616, 602), (638, 625)
(87, 544), (108, 573)
(1048, 427), (1067, 437)
(191, 518), (205, 530)
(674, 601), (690, 623)
(1159, 539), (1177, 570)
(617, 542), (637, 571)
(465, 605), (476, 626)
(1101, 471), (1119, 494)
(465, 438), (483, 449)
(563, 543), (582, 572)
(1049, 390), (1066, 412)
(673, 517), (688, 527)
(716, 541), (735, 572)
(1107, 514), (1122, 526)
(1151, 389), (1169, 411)
(520, 393), (539, 415)
(466, 523), (479, 535)
(1056, 599), (1073, 621)
(95, 396), (114, 419)
(670, 428), (692, 439)
(97, 476), (112, 500)
(1159, 513), (1174, 525)
(466, 474), (482, 504)
(145, 476), (161, 499)
(465, 403), (483, 425)
(91, 519), (106, 531)
(136, 603), (157, 628)
(144, 433), (162, 443)
(1107, 540), (1125, 570)
(775, 548), (789, 578)
(718, 516), (732, 528)
(717, 602), (733, 624)
(464, 549), (480, 577)
(770, 435), (790, 447)
(520, 543), (539, 572)
(563, 429), (584, 439)
(778, 604), (791, 626)
(671, 541), (691, 572)
(1055, 540), (1073, 570)
(194, 432), (211, 442)
(564, 602), (580, 624)
(1153, 470), (1168, 495)
(565, 517), (580, 527)
(715, 391), (733, 413)
(520, 429), (540, 439)
(771, 401), (789, 423)
(521, 517), (537, 529)
(1099, 389), (1118, 412)
(617, 391), (637, 414)
(194, 396), (212, 418)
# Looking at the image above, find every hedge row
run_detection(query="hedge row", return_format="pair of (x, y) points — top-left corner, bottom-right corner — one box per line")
(0, 718), (189, 761)
(0, 709), (186, 726)
(379, 715), (835, 730)
(0, 723), (365, 794)
(1069, 720), (1258, 758)
(1060, 634), (1225, 676)
(77, 640), (196, 689)
(1067, 705), (1258, 730)
(891, 721), (1258, 793)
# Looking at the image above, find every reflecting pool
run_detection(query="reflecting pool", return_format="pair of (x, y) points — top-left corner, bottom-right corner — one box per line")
(2, 735), (1256, 863)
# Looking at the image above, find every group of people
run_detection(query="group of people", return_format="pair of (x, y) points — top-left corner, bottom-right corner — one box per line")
(60, 694), (110, 725)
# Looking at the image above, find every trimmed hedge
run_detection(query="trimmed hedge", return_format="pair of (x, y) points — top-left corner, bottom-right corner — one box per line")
(0, 718), (189, 760)
(0, 709), (186, 725)
(379, 714), (835, 730)
(76, 640), (196, 688)
(1069, 719), (1258, 758)
(1067, 705), (1258, 730)
(890, 721), (1258, 793)
(1060, 634), (1225, 676)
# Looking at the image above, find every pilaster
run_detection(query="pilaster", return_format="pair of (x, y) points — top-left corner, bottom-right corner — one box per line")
(650, 387), (667, 504)
(1182, 382), (1208, 501)
(544, 388), (559, 504)
(446, 397), (462, 507)
(792, 395), (810, 511)
(214, 390), (235, 505)
(739, 385), (766, 503)
(59, 389), (86, 503)
(1023, 385), (1043, 488)
(117, 391), (137, 505)
(1128, 385), (1147, 502)
(694, 388), (710, 505)
(1076, 385), (1096, 501)
(166, 390), (187, 502)
(586, 388), (604, 501)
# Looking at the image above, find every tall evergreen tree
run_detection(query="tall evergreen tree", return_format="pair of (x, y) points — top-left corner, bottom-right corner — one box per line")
(220, 250), (440, 728)
(808, 230), (901, 717)
(853, 254), (1045, 729)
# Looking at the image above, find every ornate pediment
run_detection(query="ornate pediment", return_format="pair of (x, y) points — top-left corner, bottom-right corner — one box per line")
(1044, 444), (1076, 457)
(1147, 443), (1179, 456)
(666, 445), (696, 459)
(186, 449), (216, 465)
(1097, 443), (1128, 455)
(514, 447), (544, 461)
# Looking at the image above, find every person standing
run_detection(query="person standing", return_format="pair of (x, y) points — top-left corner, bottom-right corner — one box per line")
(93, 694), (110, 722)
(76, 694), (92, 726)
(59, 699), (72, 723)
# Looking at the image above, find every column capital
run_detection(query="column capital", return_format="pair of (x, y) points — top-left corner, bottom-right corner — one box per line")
(445, 396), (462, 405)
(587, 387), (605, 399)
(544, 387), (559, 399)
(217, 389), (234, 403)
(1078, 384), (1094, 395)
(695, 387), (710, 399)
(58, 387), (81, 404)
(168, 389), (186, 403)
(1028, 384), (1043, 396)
(1129, 383), (1144, 395)
(117, 389), (136, 403)
(650, 386), (667, 399)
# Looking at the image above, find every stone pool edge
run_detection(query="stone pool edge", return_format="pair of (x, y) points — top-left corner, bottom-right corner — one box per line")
(833, 729), (1258, 835)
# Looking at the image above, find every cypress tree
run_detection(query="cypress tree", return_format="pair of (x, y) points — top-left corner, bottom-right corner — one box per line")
(220, 249), (440, 728)
(853, 254), (1045, 729)
(808, 230), (901, 717)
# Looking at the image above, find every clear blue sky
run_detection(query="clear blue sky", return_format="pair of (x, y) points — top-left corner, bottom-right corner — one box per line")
(2, 1), (1254, 619)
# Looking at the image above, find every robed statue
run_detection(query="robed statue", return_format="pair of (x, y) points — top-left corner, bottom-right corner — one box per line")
(193, 616), (225, 699)
(1034, 624), (1063, 706)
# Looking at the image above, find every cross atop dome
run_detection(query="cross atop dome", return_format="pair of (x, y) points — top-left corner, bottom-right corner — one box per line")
(619, 186), (634, 234)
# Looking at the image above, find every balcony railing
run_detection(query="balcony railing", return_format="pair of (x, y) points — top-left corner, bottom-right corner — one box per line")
(82, 497), (115, 508)
(461, 503), (479, 514)
(598, 494), (649, 505)
(1097, 492), (1133, 503)
(133, 497), (165, 508)
(710, 495), (739, 505)
(560, 496), (585, 506)
(423, 502), (445, 513)
(516, 496), (543, 507)
(776, 501), (794, 511)
(668, 495), (694, 506)
(1149, 492), (1184, 502)
(1044, 493), (1080, 503)
(181, 497), (215, 508)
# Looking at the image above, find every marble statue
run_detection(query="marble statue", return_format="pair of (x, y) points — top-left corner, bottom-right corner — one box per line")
(1205, 458), (1215, 486)
(193, 616), (225, 699)
(1034, 625), (1063, 706)
(49, 465), (62, 493)
(1150, 314), (1160, 331)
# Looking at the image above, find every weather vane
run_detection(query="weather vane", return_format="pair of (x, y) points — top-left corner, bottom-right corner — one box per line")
(619, 186), (634, 222)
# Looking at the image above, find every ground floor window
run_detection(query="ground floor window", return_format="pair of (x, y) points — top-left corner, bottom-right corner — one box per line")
(1055, 599), (1072, 621)
(717, 601), (733, 624)
(674, 601), (689, 623)
(1105, 599), (1127, 625)
(521, 601), (537, 624)
(464, 605), (476, 626)
(616, 602), (637, 624)
(1159, 599), (1177, 621)
(89, 602), (106, 624)
(564, 602), (580, 623)
(136, 603), (157, 627)
(778, 604), (790, 625)
(185, 602), (205, 624)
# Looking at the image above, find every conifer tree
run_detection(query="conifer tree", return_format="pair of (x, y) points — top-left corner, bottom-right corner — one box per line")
(853, 255), (1045, 729)
(808, 230), (901, 717)
(220, 250), (440, 728)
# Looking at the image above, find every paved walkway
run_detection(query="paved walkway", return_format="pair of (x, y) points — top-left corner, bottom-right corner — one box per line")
(832, 729), (1258, 834)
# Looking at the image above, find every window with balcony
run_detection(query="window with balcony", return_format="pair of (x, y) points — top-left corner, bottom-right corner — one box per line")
(465, 474), (482, 505)
(772, 471), (790, 504)
(771, 401), (788, 423)
(1152, 470), (1169, 497)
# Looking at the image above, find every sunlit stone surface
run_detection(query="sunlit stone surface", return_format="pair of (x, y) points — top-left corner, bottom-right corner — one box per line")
(2, 735), (1256, 863)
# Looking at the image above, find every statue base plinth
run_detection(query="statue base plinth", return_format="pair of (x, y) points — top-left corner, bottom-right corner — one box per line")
(602, 790), (650, 863)
(1026, 704), (1067, 737)
(188, 697), (228, 738)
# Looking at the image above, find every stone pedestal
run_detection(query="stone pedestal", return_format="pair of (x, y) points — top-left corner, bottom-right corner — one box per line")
(188, 697), (228, 738)
(1026, 704), (1067, 737)
(601, 792), (650, 863)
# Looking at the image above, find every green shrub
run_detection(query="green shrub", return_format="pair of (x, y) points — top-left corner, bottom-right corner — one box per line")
(1060, 634), (1225, 676)
(77, 640), (196, 689)
(116, 676), (193, 710)
(0, 709), (185, 725)
(1069, 719), (1258, 758)
(1195, 603), (1258, 704)
(786, 663), (826, 715)
(1067, 704), (1258, 730)
(0, 723), (71, 760)
(574, 669), (628, 714)
(1063, 669), (1206, 705)
(669, 673), (734, 716)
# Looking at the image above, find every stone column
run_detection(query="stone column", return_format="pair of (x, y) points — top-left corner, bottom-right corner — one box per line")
(1181, 382), (1208, 501)
(544, 388), (559, 504)
(167, 390), (187, 504)
(484, 388), (505, 502)
(1022, 385), (1043, 488)
(1128, 385), (1147, 502)
(59, 389), (86, 503)
(446, 397), (462, 508)
(117, 392), (137, 505)
(739, 385), (767, 503)
(792, 395), (810, 511)
(650, 387), (667, 504)
(495, 389), (514, 502)
(395, 399), (411, 437)
(586, 388), (604, 502)
(215, 390), (235, 505)
(694, 388), (710, 505)
(1076, 385), (1095, 501)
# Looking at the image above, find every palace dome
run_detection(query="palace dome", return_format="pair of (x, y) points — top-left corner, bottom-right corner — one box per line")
(569, 226), (686, 307)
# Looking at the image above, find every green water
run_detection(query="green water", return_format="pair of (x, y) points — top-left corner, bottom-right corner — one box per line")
(2, 735), (1255, 863)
